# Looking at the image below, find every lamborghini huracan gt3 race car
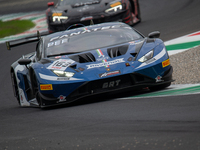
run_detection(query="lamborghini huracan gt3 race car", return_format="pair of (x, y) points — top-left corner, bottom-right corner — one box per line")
(46, 0), (141, 32)
(8, 22), (173, 108)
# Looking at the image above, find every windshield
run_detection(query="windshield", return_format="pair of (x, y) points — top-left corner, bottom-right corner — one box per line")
(58, 0), (100, 6)
(46, 26), (143, 57)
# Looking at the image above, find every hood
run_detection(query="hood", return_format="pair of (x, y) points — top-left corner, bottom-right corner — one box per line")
(37, 38), (167, 82)
(53, 0), (115, 17)
(44, 39), (145, 73)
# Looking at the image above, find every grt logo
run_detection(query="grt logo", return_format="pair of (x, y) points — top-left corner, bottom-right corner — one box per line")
(102, 80), (121, 89)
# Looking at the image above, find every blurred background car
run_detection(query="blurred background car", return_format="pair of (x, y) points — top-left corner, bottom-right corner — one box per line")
(46, 0), (141, 33)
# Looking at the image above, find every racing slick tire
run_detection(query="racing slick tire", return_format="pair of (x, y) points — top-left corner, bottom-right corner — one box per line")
(31, 71), (43, 107)
(10, 71), (20, 105)
(135, 0), (141, 22)
(127, 0), (141, 26)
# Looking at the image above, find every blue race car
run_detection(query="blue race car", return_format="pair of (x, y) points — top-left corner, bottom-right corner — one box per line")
(7, 22), (173, 108)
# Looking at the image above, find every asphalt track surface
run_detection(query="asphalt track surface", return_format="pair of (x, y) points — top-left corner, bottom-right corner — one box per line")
(0, 0), (200, 149)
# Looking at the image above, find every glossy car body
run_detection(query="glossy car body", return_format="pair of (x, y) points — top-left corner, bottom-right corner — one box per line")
(9, 22), (173, 108)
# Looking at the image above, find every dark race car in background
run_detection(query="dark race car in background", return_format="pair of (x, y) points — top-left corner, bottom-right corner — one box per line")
(7, 22), (173, 108)
(46, 0), (141, 33)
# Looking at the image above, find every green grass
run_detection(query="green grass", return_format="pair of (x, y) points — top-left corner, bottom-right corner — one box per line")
(0, 20), (35, 38)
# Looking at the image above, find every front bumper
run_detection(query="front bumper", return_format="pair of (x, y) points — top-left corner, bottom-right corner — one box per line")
(39, 66), (173, 107)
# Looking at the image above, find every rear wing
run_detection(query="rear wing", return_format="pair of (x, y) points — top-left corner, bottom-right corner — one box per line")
(6, 31), (49, 50)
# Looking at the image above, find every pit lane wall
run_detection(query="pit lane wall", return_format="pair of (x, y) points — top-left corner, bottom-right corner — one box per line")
(0, 11), (200, 56)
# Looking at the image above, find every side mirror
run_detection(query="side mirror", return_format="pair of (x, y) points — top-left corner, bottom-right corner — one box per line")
(18, 59), (32, 65)
(148, 31), (160, 38)
(47, 2), (54, 7)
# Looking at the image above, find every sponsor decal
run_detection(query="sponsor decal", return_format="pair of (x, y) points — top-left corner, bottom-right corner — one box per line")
(110, 1), (121, 7)
(106, 68), (111, 71)
(125, 63), (130, 67)
(99, 70), (121, 78)
(58, 95), (66, 102)
(162, 59), (170, 68)
(40, 84), (53, 90)
(96, 49), (109, 67)
(47, 59), (75, 71)
(47, 24), (131, 48)
(49, 24), (126, 42)
(128, 57), (133, 61)
(48, 38), (69, 47)
(73, 0), (100, 7)
(86, 58), (125, 69)
(97, 56), (109, 61)
(57, 77), (70, 81)
(102, 59), (109, 68)
(155, 75), (163, 82)
(96, 49), (104, 58)
(78, 67), (85, 71)
(102, 80), (121, 88)
(145, 58), (156, 64)
(55, 56), (61, 59)
(52, 13), (62, 16)
(129, 41), (135, 45)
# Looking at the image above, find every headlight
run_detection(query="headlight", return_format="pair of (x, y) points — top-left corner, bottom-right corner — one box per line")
(105, 2), (122, 13)
(52, 70), (75, 77)
(138, 50), (154, 62)
(52, 12), (68, 22)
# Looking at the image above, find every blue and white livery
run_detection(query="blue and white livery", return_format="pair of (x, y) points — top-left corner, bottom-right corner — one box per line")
(8, 22), (173, 108)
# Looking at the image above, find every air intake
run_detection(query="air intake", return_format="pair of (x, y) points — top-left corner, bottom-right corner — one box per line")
(107, 45), (129, 58)
(69, 52), (96, 63)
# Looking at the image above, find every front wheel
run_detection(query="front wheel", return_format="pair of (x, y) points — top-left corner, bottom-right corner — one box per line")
(31, 72), (43, 107)
(10, 71), (20, 105)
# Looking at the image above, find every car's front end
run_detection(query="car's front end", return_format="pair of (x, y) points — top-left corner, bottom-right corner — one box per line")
(35, 38), (173, 107)
(9, 22), (173, 108)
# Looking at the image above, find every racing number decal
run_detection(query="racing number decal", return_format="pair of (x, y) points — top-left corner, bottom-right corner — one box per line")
(47, 59), (75, 71)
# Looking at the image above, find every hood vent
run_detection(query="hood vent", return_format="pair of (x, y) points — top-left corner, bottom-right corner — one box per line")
(107, 45), (129, 58)
(69, 52), (96, 63)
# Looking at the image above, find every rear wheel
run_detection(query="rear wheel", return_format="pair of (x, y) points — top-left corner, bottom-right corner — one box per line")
(127, 0), (141, 26)
(135, 0), (141, 22)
